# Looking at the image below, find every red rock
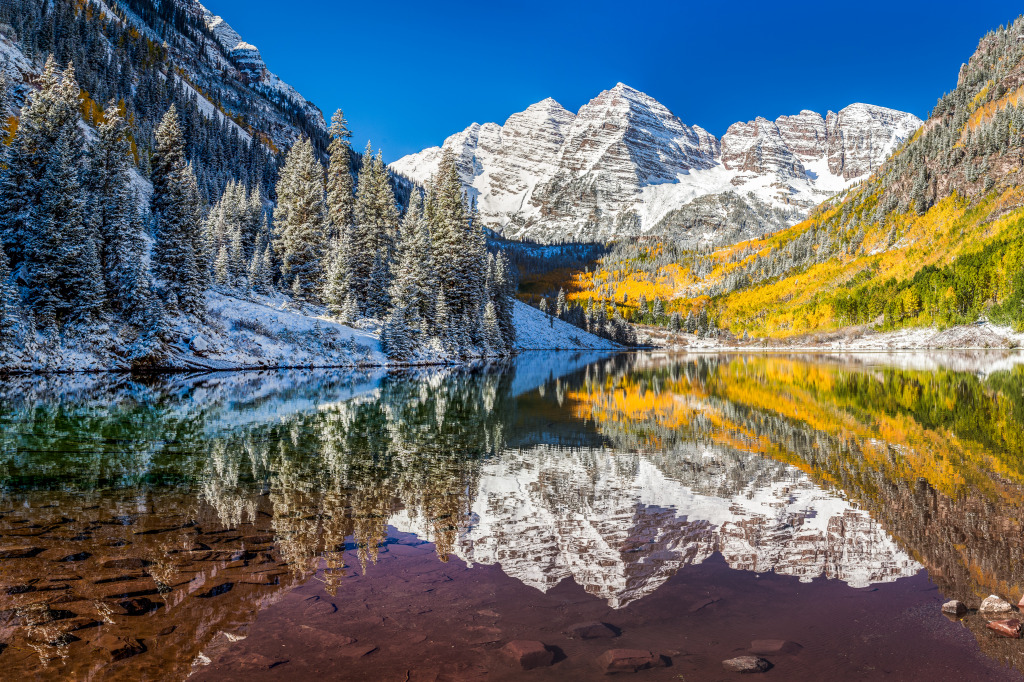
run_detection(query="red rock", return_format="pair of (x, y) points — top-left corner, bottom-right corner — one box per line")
(93, 633), (147, 661)
(565, 621), (618, 639)
(101, 558), (151, 570)
(338, 643), (377, 658)
(236, 652), (288, 670)
(501, 640), (554, 670)
(118, 597), (159, 616)
(297, 625), (356, 648)
(688, 597), (719, 613)
(301, 597), (337, 616)
(464, 625), (502, 644)
(597, 649), (667, 674)
(749, 639), (801, 655)
(987, 619), (1023, 638)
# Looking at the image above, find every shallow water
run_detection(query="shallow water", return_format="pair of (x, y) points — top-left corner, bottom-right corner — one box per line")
(1, 352), (1024, 680)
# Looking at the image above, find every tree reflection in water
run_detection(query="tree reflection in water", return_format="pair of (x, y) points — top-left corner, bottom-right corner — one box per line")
(0, 352), (1022, 678)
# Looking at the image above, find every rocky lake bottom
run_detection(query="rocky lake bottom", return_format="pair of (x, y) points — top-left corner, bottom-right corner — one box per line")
(1, 351), (1023, 680)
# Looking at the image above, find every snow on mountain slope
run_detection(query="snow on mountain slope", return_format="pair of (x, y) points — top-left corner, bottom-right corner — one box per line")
(98, 0), (325, 149)
(198, 5), (325, 134)
(391, 85), (922, 245)
(512, 299), (619, 351)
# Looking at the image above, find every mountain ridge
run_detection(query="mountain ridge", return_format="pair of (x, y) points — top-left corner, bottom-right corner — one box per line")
(391, 83), (921, 245)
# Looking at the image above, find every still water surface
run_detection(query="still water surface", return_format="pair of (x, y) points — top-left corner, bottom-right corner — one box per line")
(1, 352), (1023, 680)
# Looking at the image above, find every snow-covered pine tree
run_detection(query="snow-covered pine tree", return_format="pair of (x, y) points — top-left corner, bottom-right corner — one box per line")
(86, 102), (147, 318)
(0, 246), (19, 345)
(556, 288), (567, 318)
(214, 243), (231, 285)
(483, 300), (501, 354)
(272, 137), (328, 302)
(152, 106), (206, 315)
(652, 298), (664, 321)
(322, 114), (353, 311)
(322, 242), (347, 316)
(351, 147), (398, 318)
(248, 214), (273, 294)
(30, 129), (105, 325)
(326, 109), (354, 238)
(425, 149), (486, 348)
(0, 57), (80, 278)
(493, 251), (517, 351)
(382, 190), (431, 358)
(349, 141), (376, 313)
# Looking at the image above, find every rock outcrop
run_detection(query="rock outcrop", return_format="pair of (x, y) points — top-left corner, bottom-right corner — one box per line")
(391, 85), (921, 245)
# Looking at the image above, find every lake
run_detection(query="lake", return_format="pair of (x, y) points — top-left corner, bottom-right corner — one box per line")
(1, 352), (1023, 680)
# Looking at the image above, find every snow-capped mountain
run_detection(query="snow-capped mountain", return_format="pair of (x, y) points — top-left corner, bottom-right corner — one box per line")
(390, 84), (922, 244)
(392, 443), (920, 607)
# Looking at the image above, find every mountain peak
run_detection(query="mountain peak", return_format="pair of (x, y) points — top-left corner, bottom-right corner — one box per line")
(390, 86), (921, 244)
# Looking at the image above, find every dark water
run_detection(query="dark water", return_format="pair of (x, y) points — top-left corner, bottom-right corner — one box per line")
(1, 352), (1024, 680)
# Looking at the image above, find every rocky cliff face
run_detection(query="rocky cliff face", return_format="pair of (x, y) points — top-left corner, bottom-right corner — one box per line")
(107, 0), (325, 148)
(391, 85), (921, 245)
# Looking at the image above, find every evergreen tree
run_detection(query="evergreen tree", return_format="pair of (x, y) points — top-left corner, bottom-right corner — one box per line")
(86, 102), (147, 316)
(326, 109), (354, 237)
(0, 57), (80, 276)
(0, 246), (19, 345)
(273, 137), (328, 302)
(425, 149), (486, 346)
(382, 191), (432, 357)
(483, 300), (502, 353)
(352, 146), (398, 317)
(152, 106), (205, 314)
(30, 129), (105, 324)
(652, 298), (665, 322)
(493, 251), (517, 351)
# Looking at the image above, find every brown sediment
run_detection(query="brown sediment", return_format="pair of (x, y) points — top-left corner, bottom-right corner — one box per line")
(192, 531), (1017, 682)
(0, 491), (310, 681)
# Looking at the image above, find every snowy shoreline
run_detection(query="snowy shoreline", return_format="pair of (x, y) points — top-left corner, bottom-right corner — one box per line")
(0, 294), (620, 375)
(639, 321), (1024, 354)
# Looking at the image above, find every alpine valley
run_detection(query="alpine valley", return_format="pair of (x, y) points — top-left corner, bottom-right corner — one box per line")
(5, 2), (1024, 682)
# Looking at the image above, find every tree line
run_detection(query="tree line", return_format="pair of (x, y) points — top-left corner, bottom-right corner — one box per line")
(0, 58), (517, 363)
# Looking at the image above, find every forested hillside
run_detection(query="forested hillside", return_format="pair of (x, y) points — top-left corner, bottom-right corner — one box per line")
(0, 0), (534, 370)
(538, 16), (1024, 341)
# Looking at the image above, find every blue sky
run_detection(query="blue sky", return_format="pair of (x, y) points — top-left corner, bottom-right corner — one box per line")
(206, 0), (1022, 162)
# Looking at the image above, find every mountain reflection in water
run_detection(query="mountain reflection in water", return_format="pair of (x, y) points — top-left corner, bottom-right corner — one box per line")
(0, 352), (1023, 679)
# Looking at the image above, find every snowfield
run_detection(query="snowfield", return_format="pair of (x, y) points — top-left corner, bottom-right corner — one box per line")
(511, 299), (620, 351)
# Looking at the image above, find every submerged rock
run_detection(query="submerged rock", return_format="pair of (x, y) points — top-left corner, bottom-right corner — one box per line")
(565, 621), (618, 639)
(979, 595), (1015, 613)
(941, 600), (968, 617)
(94, 634), (146, 661)
(597, 649), (667, 674)
(501, 640), (554, 670)
(723, 656), (772, 673)
(986, 619), (1023, 638)
(749, 639), (802, 655)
